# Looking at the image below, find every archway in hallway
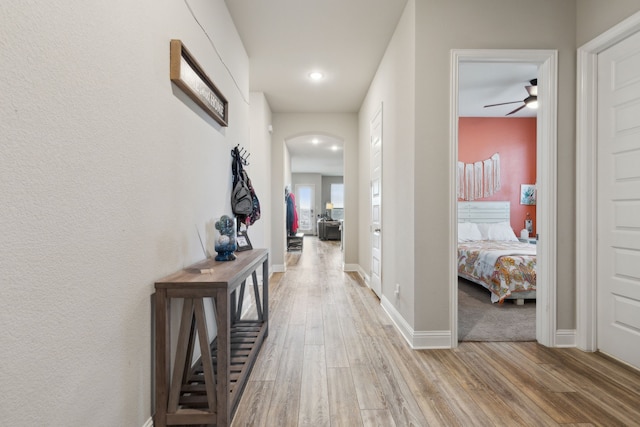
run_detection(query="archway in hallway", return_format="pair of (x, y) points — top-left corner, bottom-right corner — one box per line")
(285, 133), (345, 264)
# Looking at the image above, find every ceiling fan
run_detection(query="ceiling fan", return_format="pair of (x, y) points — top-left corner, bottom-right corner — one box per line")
(484, 79), (538, 116)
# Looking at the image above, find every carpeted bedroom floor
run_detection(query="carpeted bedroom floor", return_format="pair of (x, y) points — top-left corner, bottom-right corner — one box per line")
(458, 278), (536, 342)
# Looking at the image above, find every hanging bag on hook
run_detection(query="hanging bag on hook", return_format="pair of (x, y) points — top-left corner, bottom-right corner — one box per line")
(232, 179), (253, 216)
(231, 149), (253, 216)
(243, 169), (261, 225)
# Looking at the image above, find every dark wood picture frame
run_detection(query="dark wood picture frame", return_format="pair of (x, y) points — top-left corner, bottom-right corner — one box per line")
(170, 39), (228, 126)
(236, 231), (253, 252)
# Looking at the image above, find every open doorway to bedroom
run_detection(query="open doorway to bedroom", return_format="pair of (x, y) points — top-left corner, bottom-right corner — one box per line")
(457, 61), (538, 341)
(450, 49), (558, 347)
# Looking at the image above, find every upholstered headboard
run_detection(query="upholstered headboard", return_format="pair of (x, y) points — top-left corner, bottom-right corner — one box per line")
(458, 201), (510, 223)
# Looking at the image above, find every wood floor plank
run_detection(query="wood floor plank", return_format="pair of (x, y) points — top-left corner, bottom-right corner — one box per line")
(231, 380), (274, 427)
(299, 345), (330, 426)
(264, 351), (302, 426)
(563, 347), (640, 395)
(456, 349), (559, 426)
(366, 336), (430, 426)
(382, 330), (461, 425)
(537, 353), (640, 425)
(322, 301), (349, 368)
(493, 342), (576, 393)
(351, 365), (388, 411)
(468, 343), (591, 424)
(339, 315), (372, 367)
(304, 286), (324, 345)
(361, 409), (397, 427)
(327, 367), (363, 426)
(425, 349), (530, 426)
(248, 322), (287, 381)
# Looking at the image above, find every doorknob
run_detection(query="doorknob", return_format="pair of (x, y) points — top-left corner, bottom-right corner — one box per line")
(374, 228), (381, 232)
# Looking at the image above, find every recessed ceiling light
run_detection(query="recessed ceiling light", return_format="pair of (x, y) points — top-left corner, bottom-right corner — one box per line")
(309, 71), (324, 81)
(312, 138), (319, 144)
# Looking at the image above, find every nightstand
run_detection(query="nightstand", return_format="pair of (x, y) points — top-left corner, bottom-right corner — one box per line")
(518, 237), (537, 244)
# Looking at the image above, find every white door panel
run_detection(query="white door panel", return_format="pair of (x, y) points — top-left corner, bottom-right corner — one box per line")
(597, 29), (640, 368)
(370, 105), (382, 297)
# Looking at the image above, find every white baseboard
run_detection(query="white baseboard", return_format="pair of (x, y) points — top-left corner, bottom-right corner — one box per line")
(142, 417), (153, 427)
(555, 329), (576, 347)
(343, 263), (360, 272)
(380, 295), (452, 349)
(272, 263), (285, 273)
(357, 265), (370, 285)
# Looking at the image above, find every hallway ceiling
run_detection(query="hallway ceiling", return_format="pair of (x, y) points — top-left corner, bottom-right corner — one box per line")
(225, 1), (537, 176)
(225, 0), (409, 113)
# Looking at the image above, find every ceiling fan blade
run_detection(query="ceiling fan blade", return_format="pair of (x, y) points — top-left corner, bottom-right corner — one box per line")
(506, 104), (526, 116)
(484, 100), (522, 108)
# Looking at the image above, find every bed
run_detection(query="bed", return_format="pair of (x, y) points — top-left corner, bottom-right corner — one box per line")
(458, 201), (536, 304)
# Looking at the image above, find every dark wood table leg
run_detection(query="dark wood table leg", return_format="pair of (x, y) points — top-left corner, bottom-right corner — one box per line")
(216, 289), (231, 425)
(154, 290), (169, 427)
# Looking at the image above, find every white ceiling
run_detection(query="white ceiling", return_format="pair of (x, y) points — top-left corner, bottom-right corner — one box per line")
(458, 62), (539, 118)
(287, 134), (344, 176)
(225, 1), (538, 175)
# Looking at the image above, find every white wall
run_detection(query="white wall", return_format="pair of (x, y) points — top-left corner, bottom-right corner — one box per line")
(0, 0), (249, 425)
(577, 0), (640, 46)
(270, 113), (358, 270)
(249, 92), (273, 262)
(358, 0), (416, 324)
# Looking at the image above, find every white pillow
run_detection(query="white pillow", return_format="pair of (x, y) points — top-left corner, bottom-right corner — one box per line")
(458, 222), (482, 241)
(476, 223), (492, 240)
(487, 221), (519, 241)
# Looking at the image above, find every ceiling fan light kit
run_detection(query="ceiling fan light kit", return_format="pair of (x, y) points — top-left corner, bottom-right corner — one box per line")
(484, 78), (538, 115)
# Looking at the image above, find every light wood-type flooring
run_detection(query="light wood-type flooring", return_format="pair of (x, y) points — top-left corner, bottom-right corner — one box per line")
(232, 237), (640, 426)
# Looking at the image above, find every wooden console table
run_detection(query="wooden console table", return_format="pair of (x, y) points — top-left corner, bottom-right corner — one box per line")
(154, 249), (268, 426)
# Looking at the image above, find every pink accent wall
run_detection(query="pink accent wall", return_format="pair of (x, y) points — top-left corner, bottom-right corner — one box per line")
(458, 117), (536, 236)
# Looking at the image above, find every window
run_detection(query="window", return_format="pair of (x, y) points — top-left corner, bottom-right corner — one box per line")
(330, 183), (344, 220)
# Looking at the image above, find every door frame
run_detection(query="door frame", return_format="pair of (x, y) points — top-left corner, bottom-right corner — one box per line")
(576, 11), (640, 352)
(450, 49), (558, 347)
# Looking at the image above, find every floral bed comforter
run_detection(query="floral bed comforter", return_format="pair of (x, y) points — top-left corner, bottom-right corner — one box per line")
(458, 240), (537, 303)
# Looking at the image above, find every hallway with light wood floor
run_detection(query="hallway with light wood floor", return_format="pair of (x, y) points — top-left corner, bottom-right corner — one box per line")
(232, 237), (640, 426)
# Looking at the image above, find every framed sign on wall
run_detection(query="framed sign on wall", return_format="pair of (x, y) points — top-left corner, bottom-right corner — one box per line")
(170, 39), (228, 126)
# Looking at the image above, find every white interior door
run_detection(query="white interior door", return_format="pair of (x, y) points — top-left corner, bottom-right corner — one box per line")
(370, 106), (382, 297)
(597, 30), (640, 368)
(296, 184), (315, 235)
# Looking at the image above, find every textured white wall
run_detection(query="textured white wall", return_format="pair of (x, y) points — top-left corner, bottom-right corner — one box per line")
(0, 0), (249, 425)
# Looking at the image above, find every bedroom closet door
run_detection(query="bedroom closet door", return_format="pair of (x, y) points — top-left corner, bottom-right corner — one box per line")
(596, 30), (640, 369)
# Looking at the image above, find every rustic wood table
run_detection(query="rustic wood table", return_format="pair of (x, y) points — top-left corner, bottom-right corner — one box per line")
(154, 249), (268, 426)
